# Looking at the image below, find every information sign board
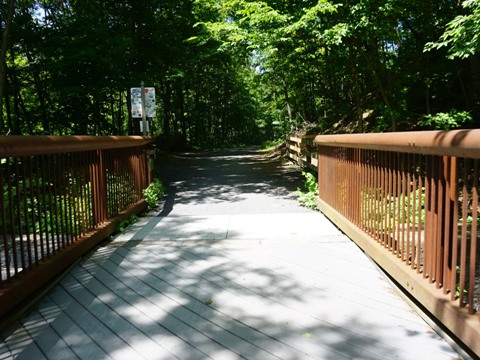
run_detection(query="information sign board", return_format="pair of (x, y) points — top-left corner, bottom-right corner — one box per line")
(131, 87), (156, 118)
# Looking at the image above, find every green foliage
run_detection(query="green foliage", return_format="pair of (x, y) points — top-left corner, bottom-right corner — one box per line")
(117, 215), (140, 233)
(2, 0), (479, 141)
(418, 110), (473, 130)
(459, 215), (480, 224)
(425, 0), (480, 59)
(362, 187), (426, 231)
(295, 171), (319, 210)
(1, 175), (93, 238)
(260, 139), (283, 150)
(143, 178), (166, 210)
(1, 160), (146, 242)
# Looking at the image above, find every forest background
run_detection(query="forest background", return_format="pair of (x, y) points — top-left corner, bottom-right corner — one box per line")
(0, 0), (479, 149)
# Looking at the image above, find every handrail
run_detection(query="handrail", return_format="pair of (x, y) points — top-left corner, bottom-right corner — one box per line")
(0, 136), (154, 323)
(314, 129), (480, 158)
(313, 130), (480, 357)
(0, 135), (153, 157)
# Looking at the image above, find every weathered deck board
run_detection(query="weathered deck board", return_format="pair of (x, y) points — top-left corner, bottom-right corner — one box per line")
(1, 227), (463, 359)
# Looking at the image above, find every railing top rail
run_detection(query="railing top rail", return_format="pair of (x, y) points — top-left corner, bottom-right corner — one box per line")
(288, 135), (317, 142)
(314, 129), (480, 158)
(0, 136), (154, 157)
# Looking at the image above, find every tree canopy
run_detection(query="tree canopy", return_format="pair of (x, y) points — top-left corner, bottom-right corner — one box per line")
(0, 0), (478, 145)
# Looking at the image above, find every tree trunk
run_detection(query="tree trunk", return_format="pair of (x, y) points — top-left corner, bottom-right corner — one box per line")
(351, 37), (397, 131)
(280, 73), (292, 123)
(9, 72), (24, 133)
(23, 45), (50, 133)
(127, 88), (138, 135)
(177, 82), (187, 139)
(348, 40), (364, 132)
(117, 91), (124, 135)
(0, 0), (15, 130)
(163, 82), (171, 137)
(9, 70), (31, 133)
(4, 84), (12, 132)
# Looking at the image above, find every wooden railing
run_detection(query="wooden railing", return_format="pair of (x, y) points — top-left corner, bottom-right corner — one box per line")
(313, 130), (480, 357)
(0, 136), (153, 319)
(286, 135), (318, 170)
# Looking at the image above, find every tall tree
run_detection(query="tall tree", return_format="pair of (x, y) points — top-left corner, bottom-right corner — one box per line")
(0, 0), (15, 131)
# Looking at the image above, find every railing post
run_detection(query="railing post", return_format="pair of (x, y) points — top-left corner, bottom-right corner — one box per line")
(443, 156), (456, 296)
(91, 149), (108, 225)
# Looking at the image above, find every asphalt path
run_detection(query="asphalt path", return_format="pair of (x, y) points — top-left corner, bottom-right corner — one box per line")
(154, 147), (312, 217)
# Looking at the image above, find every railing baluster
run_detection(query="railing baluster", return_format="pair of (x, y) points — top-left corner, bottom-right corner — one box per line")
(435, 156), (444, 288)
(0, 160), (9, 281)
(38, 155), (46, 257)
(85, 151), (93, 233)
(459, 158), (469, 307)
(21, 157), (32, 270)
(45, 155), (55, 255)
(418, 157), (424, 274)
(59, 154), (67, 249)
(66, 153), (75, 243)
(469, 159), (478, 314)
(380, 152), (386, 247)
(28, 156), (39, 266)
(405, 153), (411, 264)
(7, 159), (18, 276)
(443, 156), (452, 294)
(395, 153), (400, 256)
(40, 155), (50, 258)
(14, 159), (26, 273)
(374, 150), (380, 242)
(387, 152), (393, 251)
(410, 154), (417, 270)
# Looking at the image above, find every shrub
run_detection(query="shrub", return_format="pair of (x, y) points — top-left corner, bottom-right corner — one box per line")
(295, 171), (319, 210)
(143, 178), (166, 210)
(418, 110), (473, 130)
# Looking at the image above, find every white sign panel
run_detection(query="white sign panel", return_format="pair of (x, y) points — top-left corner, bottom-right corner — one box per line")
(131, 87), (156, 118)
(130, 88), (142, 118)
(144, 87), (156, 117)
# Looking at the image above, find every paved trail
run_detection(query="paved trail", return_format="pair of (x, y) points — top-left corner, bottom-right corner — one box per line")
(155, 147), (311, 216)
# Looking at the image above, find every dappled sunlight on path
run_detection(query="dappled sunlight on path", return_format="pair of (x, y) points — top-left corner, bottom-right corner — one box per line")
(0, 148), (463, 359)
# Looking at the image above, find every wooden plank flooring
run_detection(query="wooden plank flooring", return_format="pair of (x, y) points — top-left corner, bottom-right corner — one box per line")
(0, 214), (462, 359)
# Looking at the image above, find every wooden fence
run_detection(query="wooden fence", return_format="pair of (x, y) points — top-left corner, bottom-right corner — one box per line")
(286, 135), (318, 170)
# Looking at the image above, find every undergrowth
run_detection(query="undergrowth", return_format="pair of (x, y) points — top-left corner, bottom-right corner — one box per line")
(143, 178), (166, 210)
(295, 171), (319, 210)
(113, 178), (165, 235)
(117, 214), (140, 233)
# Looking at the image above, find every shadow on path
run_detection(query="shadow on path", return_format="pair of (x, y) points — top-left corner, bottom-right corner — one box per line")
(154, 147), (309, 216)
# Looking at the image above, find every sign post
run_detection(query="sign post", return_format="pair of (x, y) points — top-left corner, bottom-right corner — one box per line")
(140, 81), (147, 136)
(131, 83), (156, 136)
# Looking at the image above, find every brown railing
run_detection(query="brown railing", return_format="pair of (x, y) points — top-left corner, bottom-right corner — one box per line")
(0, 136), (153, 319)
(314, 130), (480, 357)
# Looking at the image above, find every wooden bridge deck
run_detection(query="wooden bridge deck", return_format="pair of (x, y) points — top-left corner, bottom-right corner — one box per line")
(0, 149), (464, 359)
